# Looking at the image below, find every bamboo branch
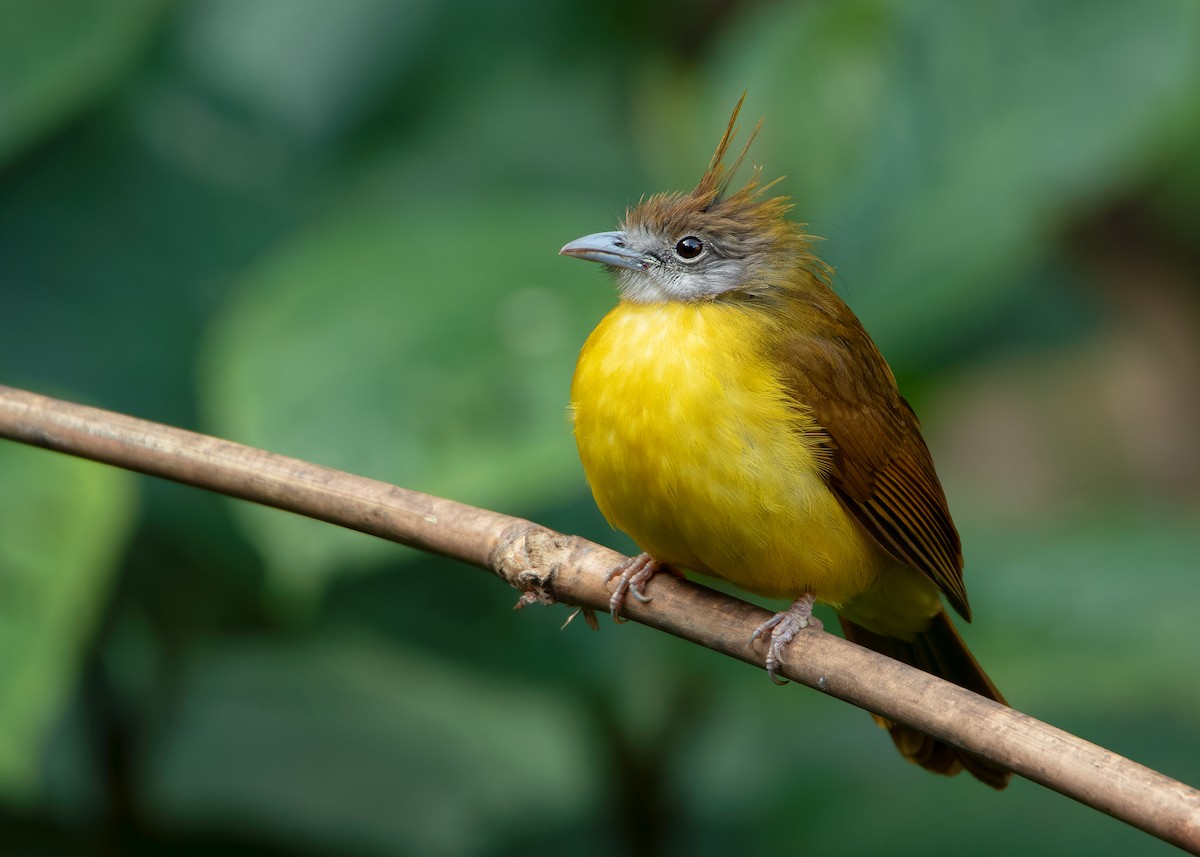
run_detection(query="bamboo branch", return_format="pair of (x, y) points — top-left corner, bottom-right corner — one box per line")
(1, 384), (1197, 853)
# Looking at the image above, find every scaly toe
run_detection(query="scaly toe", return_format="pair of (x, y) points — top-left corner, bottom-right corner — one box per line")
(607, 553), (661, 622)
(751, 593), (822, 683)
(751, 612), (785, 643)
(627, 582), (653, 604)
(765, 640), (789, 685)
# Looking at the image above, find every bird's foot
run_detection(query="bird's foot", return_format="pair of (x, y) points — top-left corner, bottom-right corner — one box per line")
(607, 552), (662, 622)
(751, 593), (824, 685)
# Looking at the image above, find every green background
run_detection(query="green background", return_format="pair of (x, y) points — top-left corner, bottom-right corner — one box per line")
(2, 0), (1199, 854)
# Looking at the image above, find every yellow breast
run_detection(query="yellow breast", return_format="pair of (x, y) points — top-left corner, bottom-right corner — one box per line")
(570, 300), (886, 606)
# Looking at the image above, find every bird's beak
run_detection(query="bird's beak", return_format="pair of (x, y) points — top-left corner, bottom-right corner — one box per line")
(559, 231), (649, 272)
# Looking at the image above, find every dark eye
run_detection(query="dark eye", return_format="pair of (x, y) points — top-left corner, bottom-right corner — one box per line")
(674, 236), (704, 260)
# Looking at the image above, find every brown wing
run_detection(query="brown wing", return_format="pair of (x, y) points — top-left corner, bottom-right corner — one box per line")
(773, 305), (971, 620)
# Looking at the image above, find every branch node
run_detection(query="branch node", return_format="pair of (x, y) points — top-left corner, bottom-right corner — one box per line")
(492, 522), (577, 608)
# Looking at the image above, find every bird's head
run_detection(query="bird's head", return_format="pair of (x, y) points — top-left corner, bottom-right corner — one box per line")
(561, 94), (827, 304)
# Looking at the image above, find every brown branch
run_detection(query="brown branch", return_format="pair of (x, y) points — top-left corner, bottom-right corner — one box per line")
(1, 384), (1198, 853)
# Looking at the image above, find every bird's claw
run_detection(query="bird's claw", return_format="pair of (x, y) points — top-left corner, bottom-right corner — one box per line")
(607, 553), (661, 622)
(751, 593), (823, 684)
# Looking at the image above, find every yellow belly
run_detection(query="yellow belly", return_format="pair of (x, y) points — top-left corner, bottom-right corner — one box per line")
(570, 300), (888, 607)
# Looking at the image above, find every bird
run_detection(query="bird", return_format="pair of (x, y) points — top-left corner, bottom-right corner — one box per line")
(559, 94), (1010, 789)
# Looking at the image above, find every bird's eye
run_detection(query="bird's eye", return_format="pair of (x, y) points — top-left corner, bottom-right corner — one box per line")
(674, 236), (704, 260)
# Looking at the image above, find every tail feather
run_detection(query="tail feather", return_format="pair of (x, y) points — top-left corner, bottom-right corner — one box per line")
(838, 610), (1011, 790)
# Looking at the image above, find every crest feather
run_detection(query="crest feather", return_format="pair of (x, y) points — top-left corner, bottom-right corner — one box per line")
(620, 93), (829, 291)
(694, 91), (765, 204)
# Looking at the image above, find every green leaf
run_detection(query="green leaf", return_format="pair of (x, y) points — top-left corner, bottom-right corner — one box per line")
(200, 188), (613, 608)
(0, 441), (137, 800)
(145, 632), (594, 855)
(0, 0), (163, 167)
(176, 0), (439, 142)
(963, 505), (1200, 710)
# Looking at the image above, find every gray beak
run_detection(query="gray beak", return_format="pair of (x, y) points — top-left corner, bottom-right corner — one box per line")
(559, 231), (649, 273)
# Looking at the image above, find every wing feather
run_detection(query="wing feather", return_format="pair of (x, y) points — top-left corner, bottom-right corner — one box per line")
(770, 301), (970, 619)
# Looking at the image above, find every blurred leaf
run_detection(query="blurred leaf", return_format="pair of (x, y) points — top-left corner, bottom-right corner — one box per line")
(146, 632), (595, 856)
(0, 102), (318, 426)
(176, 0), (439, 143)
(674, 682), (1189, 857)
(200, 186), (612, 608)
(964, 504), (1200, 714)
(0, 0), (162, 168)
(0, 441), (137, 800)
(708, 0), (1200, 361)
